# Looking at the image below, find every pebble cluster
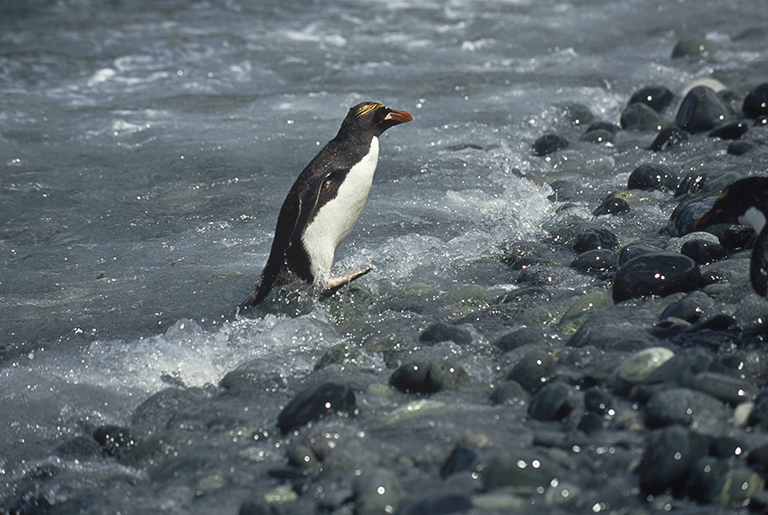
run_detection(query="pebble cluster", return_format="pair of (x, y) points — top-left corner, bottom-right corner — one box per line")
(7, 47), (768, 515)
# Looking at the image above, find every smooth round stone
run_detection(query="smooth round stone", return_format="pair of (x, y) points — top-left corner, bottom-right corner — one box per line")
(649, 125), (688, 151)
(93, 425), (137, 458)
(612, 252), (700, 302)
(518, 265), (570, 286)
(577, 411), (604, 435)
(684, 457), (729, 503)
(528, 382), (575, 421)
(559, 291), (614, 324)
(691, 372), (756, 405)
(390, 360), (468, 394)
(743, 83), (768, 118)
(533, 134), (568, 156)
(616, 347), (674, 384)
(593, 196), (630, 216)
(394, 492), (473, 515)
(709, 436), (746, 459)
(483, 450), (553, 490)
(630, 85), (675, 112)
(636, 425), (709, 495)
(238, 500), (270, 515)
(755, 116), (768, 127)
(618, 243), (663, 265)
(491, 380), (529, 406)
(747, 443), (768, 473)
(627, 164), (678, 192)
(353, 468), (402, 515)
(620, 102), (667, 131)
(443, 284), (489, 306)
(640, 347), (716, 386)
(493, 326), (557, 352)
(644, 387), (726, 428)
(507, 349), (556, 393)
(573, 228), (619, 252)
(727, 140), (758, 155)
(419, 322), (472, 346)
(314, 343), (362, 370)
(56, 435), (104, 459)
(709, 121), (748, 140)
(674, 171), (707, 197)
(675, 86), (732, 133)
(680, 239), (728, 265)
(558, 103), (594, 127)
(579, 129), (614, 145)
(276, 382), (356, 434)
(586, 121), (620, 134)
(220, 360), (289, 391)
(660, 291), (713, 323)
(749, 392), (768, 429)
(710, 469), (765, 507)
(671, 37), (714, 58)
(665, 231), (720, 253)
(570, 249), (617, 276)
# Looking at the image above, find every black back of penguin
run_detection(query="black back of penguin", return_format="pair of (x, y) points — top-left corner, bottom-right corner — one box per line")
(239, 102), (413, 311)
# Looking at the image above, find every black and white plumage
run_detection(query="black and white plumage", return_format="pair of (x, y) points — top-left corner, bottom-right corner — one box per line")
(695, 176), (768, 295)
(239, 101), (413, 311)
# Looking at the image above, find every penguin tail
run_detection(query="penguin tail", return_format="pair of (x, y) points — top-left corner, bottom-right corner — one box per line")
(238, 277), (270, 313)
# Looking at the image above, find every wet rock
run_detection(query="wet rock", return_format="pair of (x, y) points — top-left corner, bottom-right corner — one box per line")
(671, 36), (714, 58)
(627, 164), (678, 192)
(528, 382), (575, 421)
(649, 125), (688, 151)
(419, 322), (472, 346)
(491, 380), (529, 406)
(747, 391), (768, 429)
(239, 500), (271, 515)
(579, 129), (614, 145)
(593, 196), (630, 216)
(747, 442), (768, 473)
(679, 239), (728, 265)
(629, 85), (675, 112)
(220, 361), (288, 391)
(55, 435), (103, 459)
(518, 265), (570, 286)
(675, 86), (732, 133)
(660, 291), (713, 323)
(558, 291), (614, 334)
(616, 347), (674, 384)
(710, 469), (765, 507)
(353, 468), (402, 515)
(620, 102), (667, 131)
(584, 389), (614, 416)
(570, 249), (616, 276)
(612, 252), (700, 302)
(618, 243), (664, 265)
(586, 121), (620, 134)
(708, 121), (748, 140)
(573, 228), (619, 253)
(130, 387), (212, 437)
(644, 387), (726, 428)
(394, 492), (473, 515)
(684, 457), (729, 503)
(674, 170), (708, 197)
(636, 425), (709, 495)
(493, 326), (559, 352)
(669, 194), (717, 236)
(483, 450), (553, 490)
(727, 140), (758, 155)
(276, 382), (356, 434)
(558, 103), (594, 127)
(666, 230), (720, 254)
(533, 134), (568, 156)
(743, 83), (768, 118)
(390, 361), (468, 394)
(709, 435), (746, 459)
(506, 349), (556, 393)
(569, 316), (660, 351)
(93, 425), (137, 458)
(756, 116), (768, 127)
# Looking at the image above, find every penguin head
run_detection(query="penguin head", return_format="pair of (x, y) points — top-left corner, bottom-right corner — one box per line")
(339, 102), (413, 137)
(695, 177), (768, 234)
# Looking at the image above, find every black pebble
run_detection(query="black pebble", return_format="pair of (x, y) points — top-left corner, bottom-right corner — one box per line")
(674, 170), (707, 196)
(612, 252), (700, 302)
(627, 163), (678, 192)
(636, 425), (709, 495)
(584, 389), (613, 415)
(629, 85), (675, 112)
(533, 134), (568, 156)
(620, 102), (666, 131)
(528, 382), (574, 421)
(618, 243), (663, 265)
(276, 382), (356, 434)
(394, 492), (473, 515)
(420, 322), (472, 345)
(661, 291), (713, 323)
(579, 129), (614, 145)
(743, 83), (768, 118)
(559, 103), (594, 126)
(93, 425), (137, 458)
(506, 349), (555, 393)
(755, 116), (768, 127)
(649, 125), (688, 151)
(390, 360), (467, 394)
(747, 443), (768, 473)
(680, 239), (728, 265)
(239, 500), (270, 515)
(570, 249), (617, 276)
(55, 435), (104, 459)
(585, 121), (621, 134)
(671, 37), (714, 58)
(593, 197), (630, 216)
(708, 121), (748, 140)
(728, 140), (758, 155)
(491, 380), (529, 405)
(675, 86), (732, 133)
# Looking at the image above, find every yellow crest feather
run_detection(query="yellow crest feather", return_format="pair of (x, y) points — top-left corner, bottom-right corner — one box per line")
(355, 103), (384, 118)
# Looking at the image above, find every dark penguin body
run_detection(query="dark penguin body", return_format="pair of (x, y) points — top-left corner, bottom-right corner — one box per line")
(239, 102), (413, 311)
(695, 176), (768, 295)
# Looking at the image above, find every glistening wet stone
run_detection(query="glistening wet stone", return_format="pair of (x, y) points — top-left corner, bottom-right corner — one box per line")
(620, 102), (667, 131)
(644, 387), (727, 428)
(709, 121), (748, 139)
(636, 425), (709, 495)
(675, 86), (732, 133)
(627, 164), (678, 192)
(613, 252), (700, 302)
(390, 360), (469, 394)
(650, 125), (688, 151)
(506, 349), (555, 393)
(419, 322), (472, 345)
(593, 196), (630, 216)
(276, 382), (356, 434)
(629, 85), (674, 112)
(743, 83), (768, 118)
(533, 133), (568, 156)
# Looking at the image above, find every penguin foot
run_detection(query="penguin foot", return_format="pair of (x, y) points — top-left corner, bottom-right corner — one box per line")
(323, 268), (372, 291)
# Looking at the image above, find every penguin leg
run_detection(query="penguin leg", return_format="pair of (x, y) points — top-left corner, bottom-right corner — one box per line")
(323, 267), (372, 291)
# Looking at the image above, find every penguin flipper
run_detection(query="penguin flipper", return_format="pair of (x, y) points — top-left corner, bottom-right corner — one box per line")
(751, 228), (768, 296)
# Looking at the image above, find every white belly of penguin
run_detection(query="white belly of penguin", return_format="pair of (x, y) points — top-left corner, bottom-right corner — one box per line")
(301, 137), (380, 283)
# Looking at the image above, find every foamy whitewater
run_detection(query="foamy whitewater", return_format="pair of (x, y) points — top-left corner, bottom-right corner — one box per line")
(1, 0), (767, 513)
